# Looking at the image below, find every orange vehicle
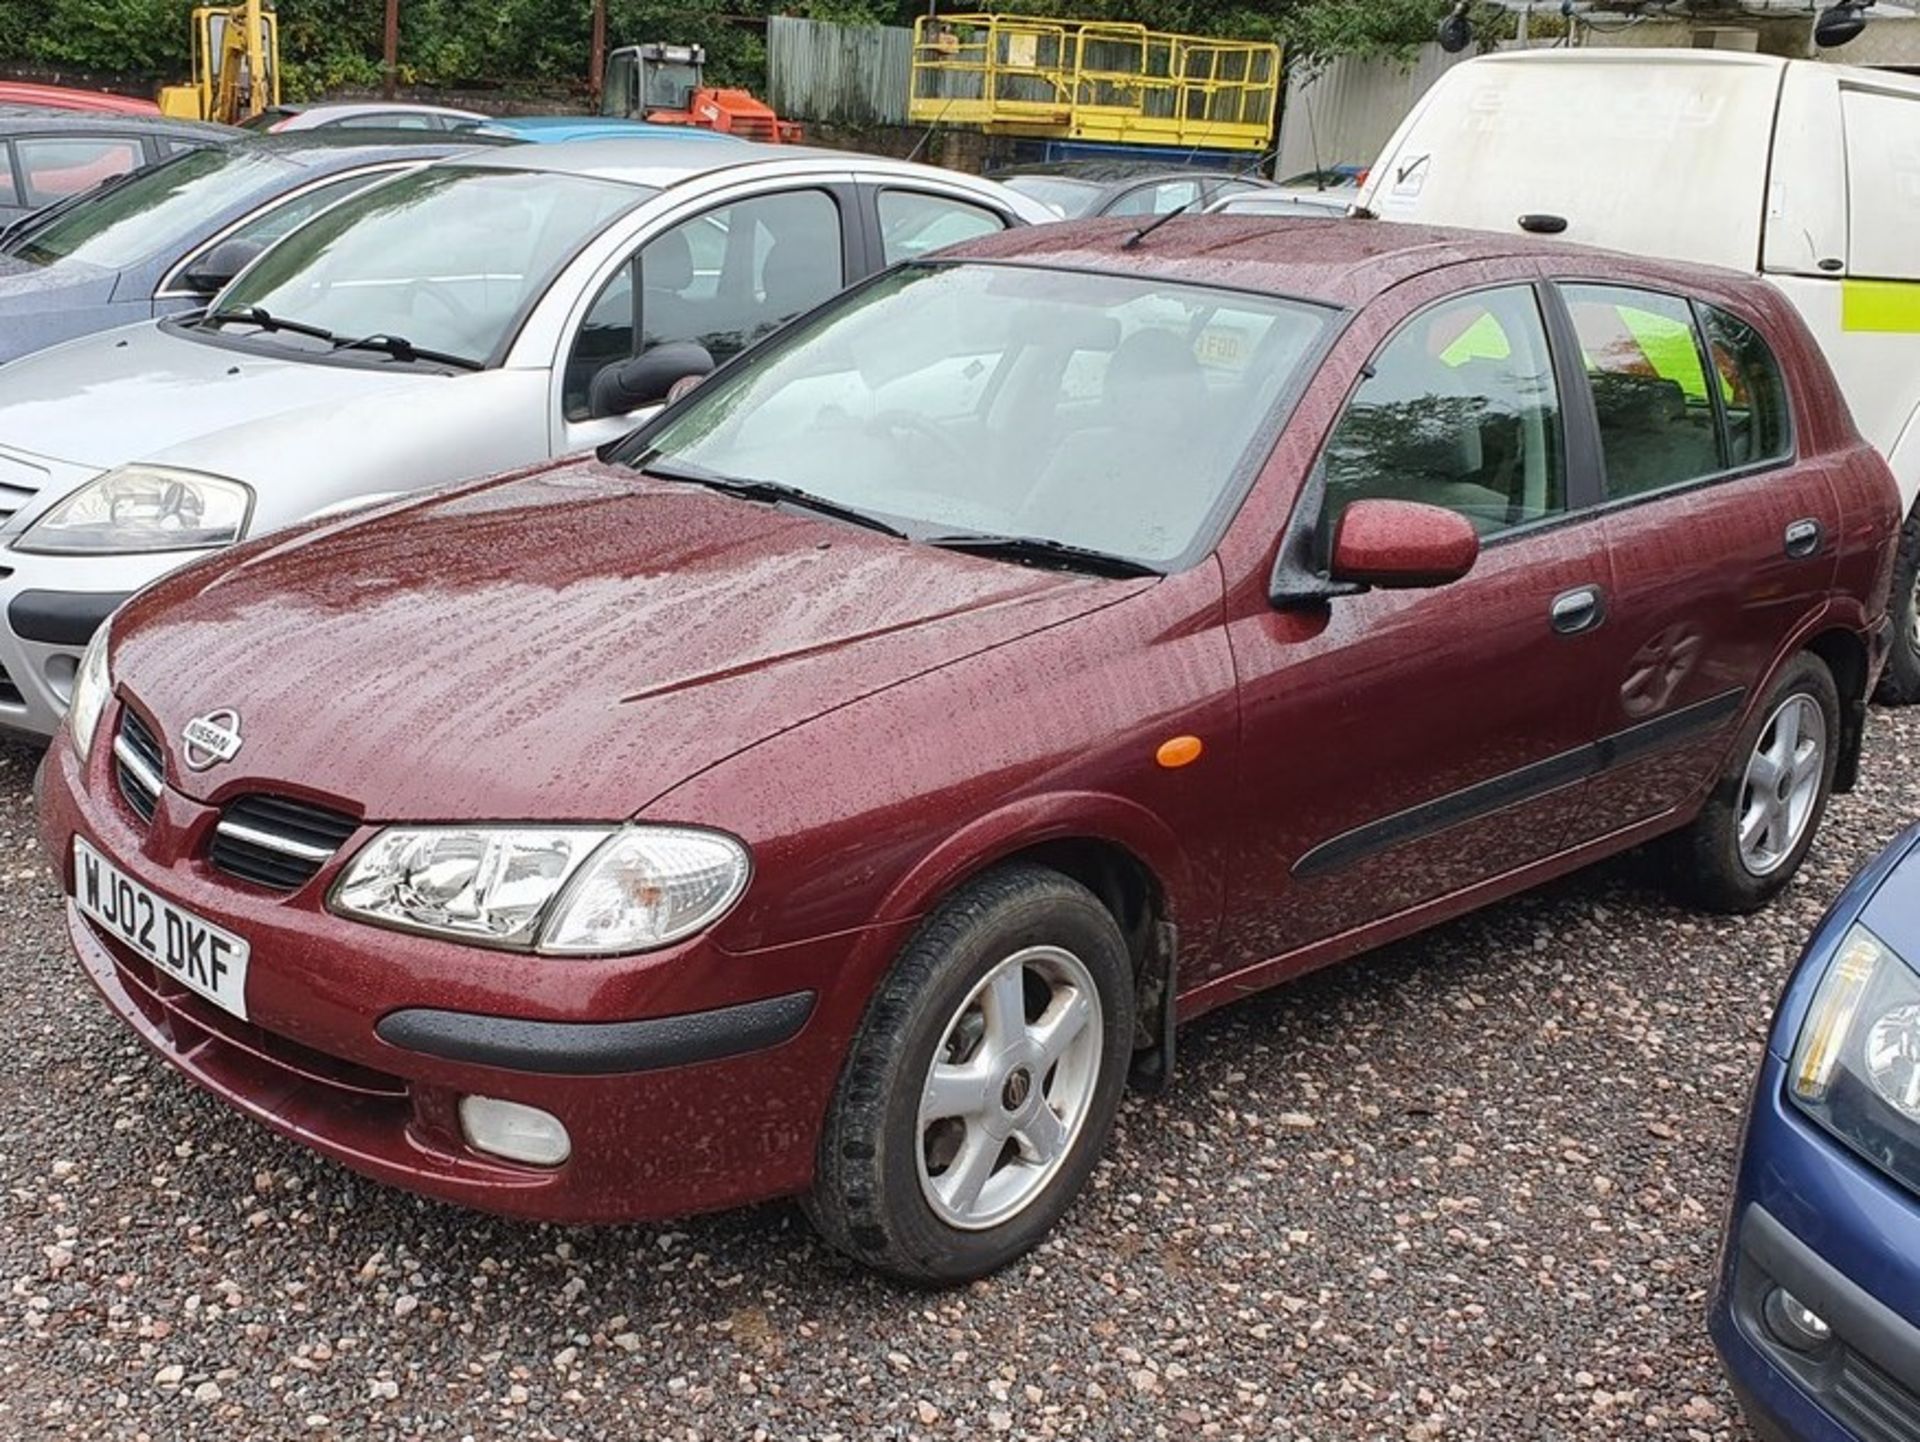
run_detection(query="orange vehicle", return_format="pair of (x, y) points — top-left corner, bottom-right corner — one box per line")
(600, 43), (800, 143)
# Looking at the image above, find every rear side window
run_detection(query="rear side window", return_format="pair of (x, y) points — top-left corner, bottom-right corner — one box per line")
(876, 190), (1005, 263)
(1106, 180), (1200, 217)
(16, 136), (144, 207)
(1700, 305), (1791, 468)
(1322, 285), (1566, 538)
(1564, 285), (1722, 500)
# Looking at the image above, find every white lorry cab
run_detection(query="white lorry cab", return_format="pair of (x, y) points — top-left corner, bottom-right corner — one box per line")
(1357, 48), (1920, 698)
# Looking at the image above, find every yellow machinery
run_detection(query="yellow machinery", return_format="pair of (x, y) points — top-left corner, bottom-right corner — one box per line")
(158, 1), (281, 124)
(909, 13), (1279, 151)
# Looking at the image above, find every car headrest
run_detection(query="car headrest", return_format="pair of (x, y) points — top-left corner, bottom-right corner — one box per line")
(642, 227), (694, 293)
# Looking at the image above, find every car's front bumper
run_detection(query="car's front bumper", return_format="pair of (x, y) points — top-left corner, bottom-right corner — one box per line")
(40, 724), (910, 1222)
(1710, 1054), (1920, 1441)
(0, 545), (207, 741)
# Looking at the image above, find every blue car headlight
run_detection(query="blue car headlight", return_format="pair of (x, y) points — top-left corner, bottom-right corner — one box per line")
(1788, 925), (1920, 1197)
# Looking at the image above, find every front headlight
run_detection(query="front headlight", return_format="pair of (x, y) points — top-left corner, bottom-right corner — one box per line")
(15, 466), (253, 555)
(1788, 925), (1920, 1197)
(67, 619), (111, 762)
(330, 824), (750, 954)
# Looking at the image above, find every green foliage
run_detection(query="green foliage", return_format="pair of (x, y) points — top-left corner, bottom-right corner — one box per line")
(0, 0), (1445, 99)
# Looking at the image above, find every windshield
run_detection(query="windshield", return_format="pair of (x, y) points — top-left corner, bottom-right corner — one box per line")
(9, 147), (299, 270)
(1002, 176), (1103, 218)
(211, 166), (650, 366)
(630, 263), (1330, 569)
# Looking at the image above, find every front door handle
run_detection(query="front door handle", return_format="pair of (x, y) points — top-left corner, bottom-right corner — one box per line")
(1785, 518), (1825, 560)
(1550, 585), (1606, 636)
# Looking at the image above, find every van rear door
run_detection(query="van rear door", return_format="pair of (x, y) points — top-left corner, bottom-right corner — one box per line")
(1360, 52), (1783, 273)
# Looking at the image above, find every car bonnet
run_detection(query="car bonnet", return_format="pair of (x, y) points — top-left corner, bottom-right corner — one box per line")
(108, 461), (1151, 823)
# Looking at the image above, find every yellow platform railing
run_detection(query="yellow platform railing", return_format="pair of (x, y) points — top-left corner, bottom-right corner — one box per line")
(909, 13), (1279, 151)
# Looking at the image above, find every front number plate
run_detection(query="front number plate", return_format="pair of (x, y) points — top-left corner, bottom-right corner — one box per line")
(73, 837), (251, 1020)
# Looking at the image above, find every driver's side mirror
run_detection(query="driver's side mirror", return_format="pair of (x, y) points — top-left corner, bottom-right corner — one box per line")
(589, 341), (716, 419)
(1327, 498), (1479, 589)
(181, 238), (264, 297)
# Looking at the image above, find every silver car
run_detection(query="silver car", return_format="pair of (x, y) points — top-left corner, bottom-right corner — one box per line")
(0, 139), (1052, 738)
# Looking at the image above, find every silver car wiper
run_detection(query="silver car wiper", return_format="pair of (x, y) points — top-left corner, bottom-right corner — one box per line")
(201, 305), (340, 344)
(331, 332), (483, 372)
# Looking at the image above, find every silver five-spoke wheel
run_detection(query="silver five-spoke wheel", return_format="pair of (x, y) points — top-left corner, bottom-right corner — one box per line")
(916, 944), (1103, 1231)
(1738, 693), (1827, 877)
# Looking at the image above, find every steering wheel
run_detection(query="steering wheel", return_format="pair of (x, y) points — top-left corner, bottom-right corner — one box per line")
(866, 409), (970, 480)
(403, 277), (476, 330)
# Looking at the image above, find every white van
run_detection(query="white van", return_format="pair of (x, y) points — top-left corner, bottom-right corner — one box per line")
(1357, 49), (1920, 698)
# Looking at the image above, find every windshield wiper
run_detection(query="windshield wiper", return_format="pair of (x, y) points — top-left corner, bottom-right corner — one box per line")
(201, 305), (339, 343)
(922, 532), (1162, 578)
(641, 456), (908, 540)
(331, 332), (483, 372)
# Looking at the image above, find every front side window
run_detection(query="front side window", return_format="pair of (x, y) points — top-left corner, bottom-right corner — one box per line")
(1701, 304), (1791, 468)
(877, 190), (1005, 264)
(16, 136), (144, 208)
(563, 189), (842, 418)
(212, 166), (648, 366)
(626, 263), (1330, 568)
(1322, 286), (1566, 538)
(1564, 284), (1723, 499)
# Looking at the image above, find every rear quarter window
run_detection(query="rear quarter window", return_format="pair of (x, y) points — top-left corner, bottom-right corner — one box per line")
(1700, 304), (1792, 467)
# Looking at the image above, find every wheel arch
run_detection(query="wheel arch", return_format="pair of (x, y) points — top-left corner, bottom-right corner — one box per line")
(1805, 623), (1870, 792)
(872, 792), (1207, 1093)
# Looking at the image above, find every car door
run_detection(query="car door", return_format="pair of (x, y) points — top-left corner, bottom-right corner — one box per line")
(1551, 280), (1839, 840)
(1222, 276), (1614, 966)
(554, 181), (862, 453)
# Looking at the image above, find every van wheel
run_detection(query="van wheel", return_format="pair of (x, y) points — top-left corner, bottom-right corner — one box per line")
(1661, 653), (1839, 914)
(1875, 516), (1920, 705)
(806, 865), (1134, 1285)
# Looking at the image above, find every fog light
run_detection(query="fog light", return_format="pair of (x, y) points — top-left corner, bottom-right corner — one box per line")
(458, 1096), (571, 1166)
(1764, 1286), (1834, 1353)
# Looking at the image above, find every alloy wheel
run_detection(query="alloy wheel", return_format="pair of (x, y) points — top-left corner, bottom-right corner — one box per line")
(916, 944), (1104, 1231)
(1737, 693), (1827, 877)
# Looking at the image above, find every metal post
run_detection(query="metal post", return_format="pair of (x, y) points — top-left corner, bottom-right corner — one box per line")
(384, 0), (400, 100)
(590, 0), (607, 103)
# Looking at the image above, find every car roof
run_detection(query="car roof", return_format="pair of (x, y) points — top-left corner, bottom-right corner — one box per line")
(994, 160), (1252, 184)
(934, 215), (1756, 310)
(442, 137), (950, 189)
(0, 113), (235, 140)
(290, 101), (487, 119)
(232, 130), (514, 166)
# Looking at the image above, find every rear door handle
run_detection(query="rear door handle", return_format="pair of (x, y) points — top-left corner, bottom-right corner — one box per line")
(1785, 518), (1825, 559)
(1550, 585), (1606, 636)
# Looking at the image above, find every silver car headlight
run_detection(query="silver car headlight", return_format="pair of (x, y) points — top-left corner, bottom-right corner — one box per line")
(16, 466), (253, 554)
(67, 620), (112, 762)
(329, 824), (750, 954)
(1789, 925), (1920, 1198)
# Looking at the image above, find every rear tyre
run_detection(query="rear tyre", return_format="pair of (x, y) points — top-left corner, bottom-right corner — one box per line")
(1661, 652), (1840, 914)
(806, 865), (1134, 1285)
(1875, 515), (1920, 705)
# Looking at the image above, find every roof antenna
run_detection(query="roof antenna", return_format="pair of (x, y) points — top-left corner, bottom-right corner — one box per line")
(1123, 141), (1282, 250)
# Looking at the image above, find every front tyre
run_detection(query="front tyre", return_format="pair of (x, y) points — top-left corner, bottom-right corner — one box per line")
(807, 865), (1135, 1285)
(1660, 652), (1840, 914)
(1875, 514), (1920, 705)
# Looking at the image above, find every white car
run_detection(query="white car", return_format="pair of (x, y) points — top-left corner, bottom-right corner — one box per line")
(0, 140), (1052, 737)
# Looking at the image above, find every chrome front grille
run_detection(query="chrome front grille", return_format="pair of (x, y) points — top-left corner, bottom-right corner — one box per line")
(210, 794), (359, 892)
(113, 708), (164, 824)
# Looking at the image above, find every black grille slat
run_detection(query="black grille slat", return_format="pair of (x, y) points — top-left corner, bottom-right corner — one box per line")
(1835, 1349), (1920, 1442)
(114, 708), (163, 825)
(0, 666), (20, 708)
(210, 793), (358, 892)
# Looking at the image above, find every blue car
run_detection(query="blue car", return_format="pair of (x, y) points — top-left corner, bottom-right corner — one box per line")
(1712, 824), (1920, 1440)
(473, 115), (740, 145)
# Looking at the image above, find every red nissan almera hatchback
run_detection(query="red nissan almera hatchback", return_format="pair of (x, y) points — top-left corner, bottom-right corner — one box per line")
(40, 220), (1899, 1282)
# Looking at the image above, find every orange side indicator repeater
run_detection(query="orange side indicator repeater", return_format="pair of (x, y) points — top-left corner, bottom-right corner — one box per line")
(1156, 735), (1204, 769)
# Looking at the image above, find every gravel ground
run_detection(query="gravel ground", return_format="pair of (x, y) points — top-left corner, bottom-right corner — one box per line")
(5, 711), (1919, 1442)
